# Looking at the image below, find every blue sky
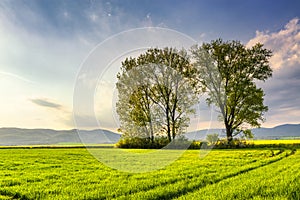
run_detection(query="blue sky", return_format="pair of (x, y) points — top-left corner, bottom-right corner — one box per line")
(0, 0), (300, 130)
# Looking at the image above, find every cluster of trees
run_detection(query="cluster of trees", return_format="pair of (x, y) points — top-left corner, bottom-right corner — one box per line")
(116, 39), (272, 146)
(116, 48), (198, 143)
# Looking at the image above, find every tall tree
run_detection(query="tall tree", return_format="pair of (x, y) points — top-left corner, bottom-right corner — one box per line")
(116, 64), (156, 141)
(191, 39), (272, 142)
(116, 48), (198, 142)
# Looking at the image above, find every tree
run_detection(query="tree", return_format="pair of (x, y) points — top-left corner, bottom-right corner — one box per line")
(116, 48), (199, 142)
(191, 39), (272, 143)
(116, 67), (157, 141)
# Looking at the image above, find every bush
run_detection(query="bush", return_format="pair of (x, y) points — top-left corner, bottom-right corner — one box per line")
(116, 137), (170, 149)
(116, 137), (300, 150)
(188, 141), (209, 149)
(116, 136), (193, 149)
(213, 138), (254, 149)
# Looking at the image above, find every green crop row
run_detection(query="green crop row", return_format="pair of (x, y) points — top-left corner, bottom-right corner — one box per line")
(0, 148), (298, 199)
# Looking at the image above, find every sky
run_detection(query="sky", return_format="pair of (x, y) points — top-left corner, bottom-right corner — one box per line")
(0, 0), (300, 131)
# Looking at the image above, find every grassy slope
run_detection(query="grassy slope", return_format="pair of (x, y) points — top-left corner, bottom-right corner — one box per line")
(0, 148), (298, 199)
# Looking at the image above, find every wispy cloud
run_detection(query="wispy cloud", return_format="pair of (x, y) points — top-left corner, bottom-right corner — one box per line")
(30, 98), (62, 109)
(0, 71), (35, 84)
(29, 97), (74, 128)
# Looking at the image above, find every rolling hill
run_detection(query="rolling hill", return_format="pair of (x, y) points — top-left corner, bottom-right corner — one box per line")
(185, 123), (300, 140)
(0, 128), (121, 146)
(1, 123), (299, 145)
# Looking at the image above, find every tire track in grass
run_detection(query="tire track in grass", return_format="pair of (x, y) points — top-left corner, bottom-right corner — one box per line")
(108, 150), (261, 199)
(117, 149), (295, 200)
(216, 149), (294, 182)
(176, 150), (300, 200)
(102, 151), (236, 199)
(168, 149), (296, 200)
(105, 166), (217, 199)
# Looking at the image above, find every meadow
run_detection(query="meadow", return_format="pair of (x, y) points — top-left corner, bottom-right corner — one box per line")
(0, 146), (299, 199)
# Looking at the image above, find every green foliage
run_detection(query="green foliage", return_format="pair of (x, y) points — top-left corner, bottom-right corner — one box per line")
(191, 39), (272, 142)
(115, 136), (191, 149)
(188, 141), (209, 149)
(213, 138), (254, 149)
(0, 148), (299, 199)
(115, 137), (169, 149)
(116, 47), (199, 142)
(242, 129), (254, 139)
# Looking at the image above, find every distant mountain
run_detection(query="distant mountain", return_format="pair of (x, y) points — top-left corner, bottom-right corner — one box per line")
(1, 123), (299, 145)
(185, 129), (226, 141)
(185, 124), (300, 140)
(251, 124), (300, 139)
(0, 128), (121, 146)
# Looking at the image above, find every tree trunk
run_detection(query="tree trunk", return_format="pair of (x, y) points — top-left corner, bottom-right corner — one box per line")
(225, 123), (233, 143)
(149, 119), (154, 143)
(167, 124), (171, 142)
(172, 122), (176, 140)
(171, 111), (176, 140)
(166, 108), (171, 142)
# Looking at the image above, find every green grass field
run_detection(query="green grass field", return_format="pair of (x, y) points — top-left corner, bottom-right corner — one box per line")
(0, 146), (299, 199)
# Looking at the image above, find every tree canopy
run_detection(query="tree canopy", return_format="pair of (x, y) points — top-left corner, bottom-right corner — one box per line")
(115, 39), (272, 147)
(116, 48), (199, 143)
(191, 39), (272, 142)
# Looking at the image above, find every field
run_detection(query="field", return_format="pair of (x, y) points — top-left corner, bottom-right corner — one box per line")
(252, 139), (300, 145)
(0, 146), (299, 199)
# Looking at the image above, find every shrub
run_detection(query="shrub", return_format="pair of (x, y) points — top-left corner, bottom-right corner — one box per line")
(116, 137), (170, 149)
(213, 138), (254, 149)
(188, 141), (209, 149)
(116, 135), (194, 149)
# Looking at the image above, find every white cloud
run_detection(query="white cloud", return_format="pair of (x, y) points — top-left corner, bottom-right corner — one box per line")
(247, 18), (300, 127)
(247, 18), (300, 70)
